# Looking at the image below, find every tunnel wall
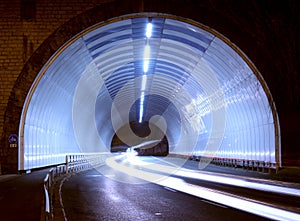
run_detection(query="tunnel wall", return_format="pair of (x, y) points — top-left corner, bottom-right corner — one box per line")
(0, 0), (298, 173)
(19, 15), (279, 171)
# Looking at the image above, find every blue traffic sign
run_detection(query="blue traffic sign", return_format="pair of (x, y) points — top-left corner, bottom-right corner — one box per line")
(8, 134), (18, 144)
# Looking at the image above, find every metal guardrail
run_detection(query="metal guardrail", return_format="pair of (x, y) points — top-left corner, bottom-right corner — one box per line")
(43, 173), (51, 221)
(43, 165), (66, 221)
(188, 155), (278, 173)
(42, 153), (109, 221)
(65, 153), (109, 173)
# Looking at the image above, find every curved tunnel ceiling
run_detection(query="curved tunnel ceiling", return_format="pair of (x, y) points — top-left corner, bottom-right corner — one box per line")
(19, 14), (280, 170)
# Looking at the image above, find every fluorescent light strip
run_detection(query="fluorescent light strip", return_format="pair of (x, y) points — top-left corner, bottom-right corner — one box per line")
(139, 107), (144, 123)
(139, 21), (153, 122)
(143, 45), (150, 73)
(139, 92), (145, 123)
(139, 106), (144, 123)
(146, 22), (153, 38)
(141, 74), (147, 90)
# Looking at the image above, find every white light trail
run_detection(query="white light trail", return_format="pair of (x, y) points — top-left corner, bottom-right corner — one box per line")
(105, 155), (300, 221)
(158, 178), (300, 221)
(152, 157), (300, 197)
(131, 140), (161, 149)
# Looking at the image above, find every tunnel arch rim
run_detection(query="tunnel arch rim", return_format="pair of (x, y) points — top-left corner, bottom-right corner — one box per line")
(17, 12), (281, 170)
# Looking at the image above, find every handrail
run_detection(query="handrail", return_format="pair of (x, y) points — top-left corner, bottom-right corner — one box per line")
(42, 153), (109, 220)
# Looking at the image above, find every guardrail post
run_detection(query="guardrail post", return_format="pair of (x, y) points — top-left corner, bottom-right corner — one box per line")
(66, 155), (69, 174)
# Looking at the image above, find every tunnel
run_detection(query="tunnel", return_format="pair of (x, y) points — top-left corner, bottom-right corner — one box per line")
(18, 13), (280, 171)
(111, 120), (169, 156)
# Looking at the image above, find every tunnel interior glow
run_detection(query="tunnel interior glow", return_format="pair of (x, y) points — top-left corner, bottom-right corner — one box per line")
(19, 15), (280, 170)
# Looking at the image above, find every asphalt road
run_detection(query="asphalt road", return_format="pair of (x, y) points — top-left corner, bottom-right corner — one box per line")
(61, 166), (272, 221)
(0, 169), (48, 221)
(182, 160), (300, 212)
(1, 155), (299, 221)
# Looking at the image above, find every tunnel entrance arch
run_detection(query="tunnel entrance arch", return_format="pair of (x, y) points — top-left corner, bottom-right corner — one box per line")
(16, 12), (280, 172)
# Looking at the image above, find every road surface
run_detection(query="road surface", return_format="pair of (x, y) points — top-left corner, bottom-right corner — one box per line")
(60, 155), (298, 221)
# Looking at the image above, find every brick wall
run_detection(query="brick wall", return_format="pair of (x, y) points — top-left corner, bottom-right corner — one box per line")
(0, 0), (112, 135)
(0, 0), (120, 172)
(0, 0), (299, 173)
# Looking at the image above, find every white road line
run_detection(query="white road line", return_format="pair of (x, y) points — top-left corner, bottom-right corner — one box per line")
(164, 186), (177, 192)
(201, 199), (228, 208)
(59, 175), (70, 221)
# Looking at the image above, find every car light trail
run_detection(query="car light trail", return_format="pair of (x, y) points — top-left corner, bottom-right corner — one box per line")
(124, 156), (300, 197)
(105, 155), (300, 221)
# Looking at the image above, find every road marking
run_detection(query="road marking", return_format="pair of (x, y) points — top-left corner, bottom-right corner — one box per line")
(85, 174), (102, 177)
(201, 199), (228, 208)
(105, 174), (115, 178)
(59, 175), (70, 221)
(164, 186), (177, 192)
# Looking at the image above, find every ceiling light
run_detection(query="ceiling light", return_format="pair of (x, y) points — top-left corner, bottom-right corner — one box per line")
(146, 22), (153, 38)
